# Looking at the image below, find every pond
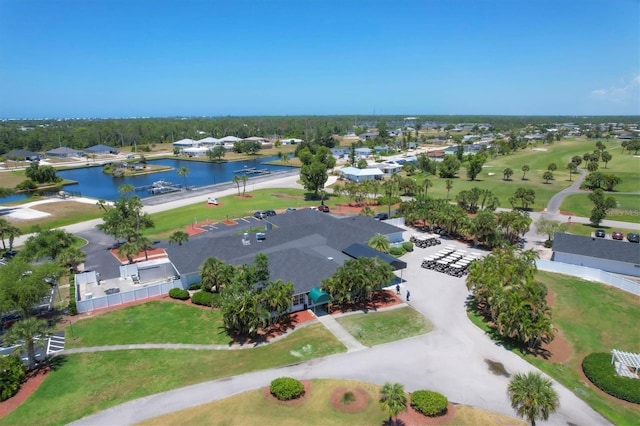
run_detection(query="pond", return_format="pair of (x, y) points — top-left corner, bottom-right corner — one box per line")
(1, 156), (293, 203)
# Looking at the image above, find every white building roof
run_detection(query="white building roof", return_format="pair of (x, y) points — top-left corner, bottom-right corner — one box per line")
(198, 137), (220, 144)
(340, 167), (384, 176)
(219, 136), (242, 142)
(173, 138), (197, 147)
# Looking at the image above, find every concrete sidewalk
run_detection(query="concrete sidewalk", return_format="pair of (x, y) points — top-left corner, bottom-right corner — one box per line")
(315, 313), (367, 353)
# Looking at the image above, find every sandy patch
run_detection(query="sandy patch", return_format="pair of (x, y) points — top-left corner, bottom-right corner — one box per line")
(532, 148), (548, 152)
(1, 207), (50, 220)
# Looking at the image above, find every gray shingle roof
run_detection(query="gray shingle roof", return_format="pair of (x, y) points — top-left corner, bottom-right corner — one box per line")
(552, 233), (640, 264)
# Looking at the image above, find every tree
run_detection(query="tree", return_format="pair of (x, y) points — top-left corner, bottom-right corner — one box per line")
(465, 154), (485, 181)
(58, 246), (86, 273)
(422, 178), (433, 197)
(241, 175), (248, 196)
(200, 257), (234, 293)
(21, 229), (75, 262)
(535, 217), (567, 242)
(586, 161), (599, 173)
(168, 230), (189, 246)
(0, 260), (63, 317)
(588, 189), (617, 226)
(566, 162), (577, 182)
(507, 371), (559, 426)
(3, 317), (50, 370)
(445, 179), (453, 201)
(258, 279), (294, 325)
(368, 234), (390, 253)
(177, 166), (189, 189)
(503, 168), (514, 181)
(542, 171), (553, 184)
(97, 185), (154, 246)
(0, 219), (21, 251)
(232, 175), (241, 195)
(521, 165), (530, 180)
(570, 155), (582, 167)
(207, 145), (226, 161)
(356, 158), (368, 169)
(439, 155), (461, 178)
(602, 174), (622, 191)
(379, 382), (407, 422)
(509, 188), (536, 210)
(601, 151), (612, 168)
(322, 257), (394, 306)
(300, 160), (328, 197)
(470, 209), (498, 247)
(0, 355), (26, 401)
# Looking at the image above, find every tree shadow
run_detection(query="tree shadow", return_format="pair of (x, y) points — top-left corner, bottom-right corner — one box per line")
(382, 419), (406, 426)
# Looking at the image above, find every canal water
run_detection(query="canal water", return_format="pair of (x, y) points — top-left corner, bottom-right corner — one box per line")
(1, 156), (293, 203)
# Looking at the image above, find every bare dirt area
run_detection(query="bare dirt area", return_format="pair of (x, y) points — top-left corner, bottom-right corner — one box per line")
(539, 288), (573, 363)
(270, 192), (303, 200)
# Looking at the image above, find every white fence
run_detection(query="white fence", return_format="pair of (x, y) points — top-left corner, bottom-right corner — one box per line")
(536, 259), (640, 296)
(76, 279), (182, 313)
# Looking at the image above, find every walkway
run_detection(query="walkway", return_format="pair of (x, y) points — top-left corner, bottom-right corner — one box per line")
(315, 314), (367, 353)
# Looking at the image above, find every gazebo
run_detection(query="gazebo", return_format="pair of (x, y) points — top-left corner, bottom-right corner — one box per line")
(611, 349), (640, 378)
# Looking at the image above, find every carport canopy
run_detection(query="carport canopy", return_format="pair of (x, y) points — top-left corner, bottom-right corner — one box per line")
(342, 243), (407, 270)
(309, 287), (331, 304)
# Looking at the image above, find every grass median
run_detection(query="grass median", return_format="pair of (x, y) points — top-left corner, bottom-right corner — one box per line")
(336, 307), (432, 346)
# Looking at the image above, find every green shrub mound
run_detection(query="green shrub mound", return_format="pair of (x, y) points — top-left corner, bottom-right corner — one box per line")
(188, 283), (203, 291)
(402, 241), (414, 252)
(190, 290), (219, 307)
(270, 377), (305, 401)
(410, 390), (448, 417)
(168, 288), (190, 300)
(0, 355), (26, 401)
(68, 275), (78, 316)
(390, 246), (404, 256)
(582, 352), (640, 403)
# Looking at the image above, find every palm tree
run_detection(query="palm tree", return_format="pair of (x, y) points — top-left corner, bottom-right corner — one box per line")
(177, 166), (190, 189)
(59, 247), (86, 273)
(368, 234), (390, 253)
(503, 168), (514, 181)
(445, 179), (453, 201)
(241, 175), (248, 196)
(521, 165), (530, 180)
(379, 382), (407, 423)
(507, 371), (559, 426)
(3, 318), (49, 370)
(566, 163), (577, 182)
(542, 171), (553, 184)
(232, 175), (241, 195)
(422, 178), (433, 197)
(168, 230), (189, 246)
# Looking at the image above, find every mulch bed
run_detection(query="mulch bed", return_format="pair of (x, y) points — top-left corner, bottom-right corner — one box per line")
(109, 247), (168, 263)
(538, 288), (573, 363)
(0, 365), (50, 419)
(329, 387), (369, 413)
(395, 402), (456, 426)
(221, 220), (237, 226)
(262, 380), (311, 406)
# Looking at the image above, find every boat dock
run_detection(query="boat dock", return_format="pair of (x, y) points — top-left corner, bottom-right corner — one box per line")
(233, 167), (271, 175)
(134, 180), (183, 195)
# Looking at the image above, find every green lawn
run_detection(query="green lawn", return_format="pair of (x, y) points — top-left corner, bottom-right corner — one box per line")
(65, 301), (233, 348)
(336, 307), (432, 346)
(4, 324), (346, 426)
(561, 193), (640, 223)
(562, 223), (639, 238)
(468, 271), (640, 425)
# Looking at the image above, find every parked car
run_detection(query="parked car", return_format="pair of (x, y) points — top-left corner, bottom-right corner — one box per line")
(594, 229), (605, 238)
(318, 205), (330, 213)
(286, 207), (297, 212)
(612, 231), (624, 240)
(264, 210), (276, 217)
(2, 250), (18, 259)
(627, 233), (640, 243)
(373, 212), (389, 221)
(253, 211), (267, 219)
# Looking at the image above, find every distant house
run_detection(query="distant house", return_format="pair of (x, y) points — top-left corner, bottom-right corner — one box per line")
(197, 137), (222, 146)
(45, 147), (84, 158)
(354, 147), (372, 158)
(331, 147), (350, 158)
(552, 233), (640, 277)
(358, 132), (378, 141)
(85, 144), (118, 155)
(4, 149), (42, 161)
(339, 166), (384, 182)
(172, 139), (197, 149)
(280, 138), (303, 145)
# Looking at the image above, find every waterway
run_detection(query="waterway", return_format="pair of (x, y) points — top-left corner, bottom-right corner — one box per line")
(1, 156), (293, 203)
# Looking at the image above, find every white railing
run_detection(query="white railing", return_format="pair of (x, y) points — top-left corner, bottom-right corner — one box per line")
(536, 259), (639, 296)
(76, 279), (182, 313)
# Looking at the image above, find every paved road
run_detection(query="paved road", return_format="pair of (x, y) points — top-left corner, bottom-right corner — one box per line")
(70, 233), (610, 426)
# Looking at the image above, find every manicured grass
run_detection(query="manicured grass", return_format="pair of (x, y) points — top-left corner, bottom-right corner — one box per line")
(65, 301), (233, 348)
(140, 379), (526, 426)
(562, 223), (639, 238)
(467, 271), (640, 425)
(561, 193), (640, 223)
(4, 324), (346, 426)
(336, 307), (432, 346)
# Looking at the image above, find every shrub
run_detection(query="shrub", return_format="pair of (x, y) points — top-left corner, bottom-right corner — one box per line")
(191, 291), (217, 306)
(402, 241), (414, 252)
(169, 288), (190, 300)
(411, 390), (448, 417)
(341, 390), (356, 405)
(270, 377), (305, 401)
(582, 353), (640, 403)
(543, 239), (553, 248)
(68, 277), (78, 316)
(0, 355), (26, 401)
(188, 282), (203, 291)
(390, 246), (405, 256)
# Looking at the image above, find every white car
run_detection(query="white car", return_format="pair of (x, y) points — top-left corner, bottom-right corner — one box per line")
(207, 197), (218, 205)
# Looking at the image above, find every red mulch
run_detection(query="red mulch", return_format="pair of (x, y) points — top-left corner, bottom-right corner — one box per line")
(262, 380), (311, 405)
(236, 195), (253, 199)
(109, 247), (168, 264)
(329, 386), (369, 413)
(0, 366), (50, 419)
(330, 290), (403, 315)
(221, 220), (237, 226)
(205, 203), (223, 208)
(185, 225), (206, 236)
(396, 402), (456, 426)
(538, 288), (573, 363)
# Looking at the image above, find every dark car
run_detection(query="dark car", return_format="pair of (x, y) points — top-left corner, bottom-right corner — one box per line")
(253, 211), (267, 219)
(264, 210), (276, 217)
(373, 212), (389, 221)
(612, 231), (624, 240)
(286, 207), (297, 212)
(594, 229), (605, 238)
(627, 233), (640, 243)
(318, 205), (330, 213)
(2, 250), (18, 259)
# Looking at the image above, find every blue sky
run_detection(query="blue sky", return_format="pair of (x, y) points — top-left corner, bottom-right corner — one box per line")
(1, 0), (638, 118)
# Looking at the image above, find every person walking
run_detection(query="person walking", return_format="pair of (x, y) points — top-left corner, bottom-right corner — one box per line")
(406, 290), (411, 301)
(396, 284), (401, 295)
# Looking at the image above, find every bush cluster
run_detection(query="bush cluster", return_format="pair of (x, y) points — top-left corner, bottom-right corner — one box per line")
(389, 246), (404, 256)
(270, 377), (305, 401)
(0, 355), (26, 401)
(410, 390), (448, 417)
(188, 283), (203, 291)
(168, 288), (190, 300)
(68, 275), (78, 316)
(582, 352), (640, 403)
(191, 290), (219, 307)
(402, 241), (414, 252)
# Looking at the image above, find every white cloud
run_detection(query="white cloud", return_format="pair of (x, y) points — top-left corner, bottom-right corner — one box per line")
(590, 74), (640, 105)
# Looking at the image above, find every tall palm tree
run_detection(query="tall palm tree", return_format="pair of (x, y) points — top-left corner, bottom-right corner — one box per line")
(177, 166), (190, 189)
(3, 318), (49, 370)
(59, 246), (86, 273)
(379, 382), (407, 422)
(368, 234), (390, 253)
(507, 371), (559, 426)
(168, 230), (189, 246)
(241, 175), (248, 196)
(422, 178), (433, 197)
(232, 175), (241, 195)
(521, 164), (530, 180)
(445, 179), (453, 201)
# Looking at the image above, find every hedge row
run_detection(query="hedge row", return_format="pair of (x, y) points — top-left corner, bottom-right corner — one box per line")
(190, 291), (220, 308)
(68, 275), (77, 316)
(168, 288), (190, 300)
(0, 355), (26, 401)
(270, 377), (305, 401)
(582, 352), (640, 403)
(402, 241), (414, 252)
(410, 390), (448, 417)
